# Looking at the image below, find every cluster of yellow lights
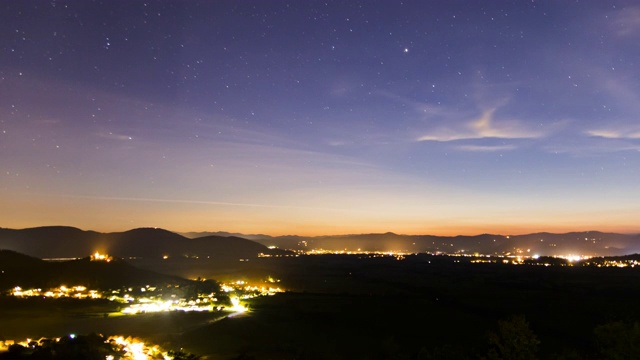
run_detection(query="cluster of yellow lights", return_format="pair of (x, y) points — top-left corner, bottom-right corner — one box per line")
(115, 279), (284, 315)
(220, 280), (284, 298)
(559, 255), (590, 262)
(8, 281), (278, 316)
(305, 249), (414, 256)
(257, 252), (298, 258)
(121, 298), (217, 314)
(108, 335), (178, 359)
(8, 253), (284, 319)
(120, 295), (247, 315)
(91, 251), (113, 262)
(228, 296), (247, 314)
(106, 286), (166, 304)
(106, 285), (221, 314)
(11, 285), (101, 299)
(583, 259), (640, 268)
(1, 335), (182, 360)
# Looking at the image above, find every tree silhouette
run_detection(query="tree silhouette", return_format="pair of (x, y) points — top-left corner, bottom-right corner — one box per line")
(484, 315), (540, 360)
(594, 320), (640, 360)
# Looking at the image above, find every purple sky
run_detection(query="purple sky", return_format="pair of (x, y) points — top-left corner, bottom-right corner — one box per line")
(1, 0), (639, 235)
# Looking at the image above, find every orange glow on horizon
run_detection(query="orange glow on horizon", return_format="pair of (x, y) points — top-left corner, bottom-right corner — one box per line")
(18, 222), (635, 238)
(2, 191), (638, 237)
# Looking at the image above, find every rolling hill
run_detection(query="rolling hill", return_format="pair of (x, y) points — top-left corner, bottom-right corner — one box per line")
(0, 249), (189, 290)
(3, 226), (640, 259)
(182, 230), (640, 257)
(0, 226), (290, 259)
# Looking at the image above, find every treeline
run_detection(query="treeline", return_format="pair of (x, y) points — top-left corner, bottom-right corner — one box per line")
(419, 315), (640, 360)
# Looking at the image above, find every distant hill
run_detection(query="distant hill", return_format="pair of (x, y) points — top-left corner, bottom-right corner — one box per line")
(185, 230), (640, 257)
(0, 226), (103, 258)
(0, 249), (188, 290)
(0, 227), (290, 259)
(180, 231), (272, 241)
(2, 226), (639, 258)
(0, 249), (43, 268)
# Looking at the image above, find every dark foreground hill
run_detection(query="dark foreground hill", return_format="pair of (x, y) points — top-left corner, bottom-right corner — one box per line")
(0, 249), (190, 290)
(0, 226), (290, 259)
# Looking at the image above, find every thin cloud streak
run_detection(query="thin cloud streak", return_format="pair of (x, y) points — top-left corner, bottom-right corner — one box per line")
(455, 144), (517, 152)
(417, 108), (544, 142)
(544, 136), (640, 155)
(51, 193), (372, 214)
(586, 129), (640, 140)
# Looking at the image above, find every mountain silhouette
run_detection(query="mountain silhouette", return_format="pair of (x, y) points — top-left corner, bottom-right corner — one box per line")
(207, 230), (640, 256)
(0, 226), (290, 259)
(2, 226), (639, 258)
(0, 249), (187, 290)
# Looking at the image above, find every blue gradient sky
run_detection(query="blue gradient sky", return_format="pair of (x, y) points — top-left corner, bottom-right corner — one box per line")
(1, 1), (639, 235)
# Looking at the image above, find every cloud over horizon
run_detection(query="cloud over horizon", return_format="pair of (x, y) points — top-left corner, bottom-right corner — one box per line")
(416, 107), (545, 144)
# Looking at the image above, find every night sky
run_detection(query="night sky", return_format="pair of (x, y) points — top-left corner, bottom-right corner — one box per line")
(1, 1), (639, 235)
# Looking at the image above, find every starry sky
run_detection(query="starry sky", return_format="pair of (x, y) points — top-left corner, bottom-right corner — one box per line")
(1, 0), (639, 236)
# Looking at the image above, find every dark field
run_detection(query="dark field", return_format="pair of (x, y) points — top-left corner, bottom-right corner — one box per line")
(4, 254), (640, 359)
(0, 297), (224, 348)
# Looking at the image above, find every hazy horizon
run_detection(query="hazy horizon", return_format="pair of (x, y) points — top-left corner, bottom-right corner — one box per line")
(2, 223), (639, 238)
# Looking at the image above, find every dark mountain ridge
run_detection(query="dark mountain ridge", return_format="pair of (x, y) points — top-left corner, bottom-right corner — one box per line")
(183, 230), (640, 256)
(0, 249), (187, 290)
(181, 230), (271, 241)
(2, 226), (639, 258)
(0, 226), (289, 259)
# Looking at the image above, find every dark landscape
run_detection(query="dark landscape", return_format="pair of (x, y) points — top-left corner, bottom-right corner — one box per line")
(2, 226), (640, 359)
(3, 226), (640, 259)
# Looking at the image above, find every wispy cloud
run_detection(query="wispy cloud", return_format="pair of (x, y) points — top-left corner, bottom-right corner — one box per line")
(455, 144), (517, 152)
(586, 128), (640, 140)
(545, 135), (640, 155)
(417, 108), (544, 142)
(52, 193), (357, 212)
(611, 6), (640, 37)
